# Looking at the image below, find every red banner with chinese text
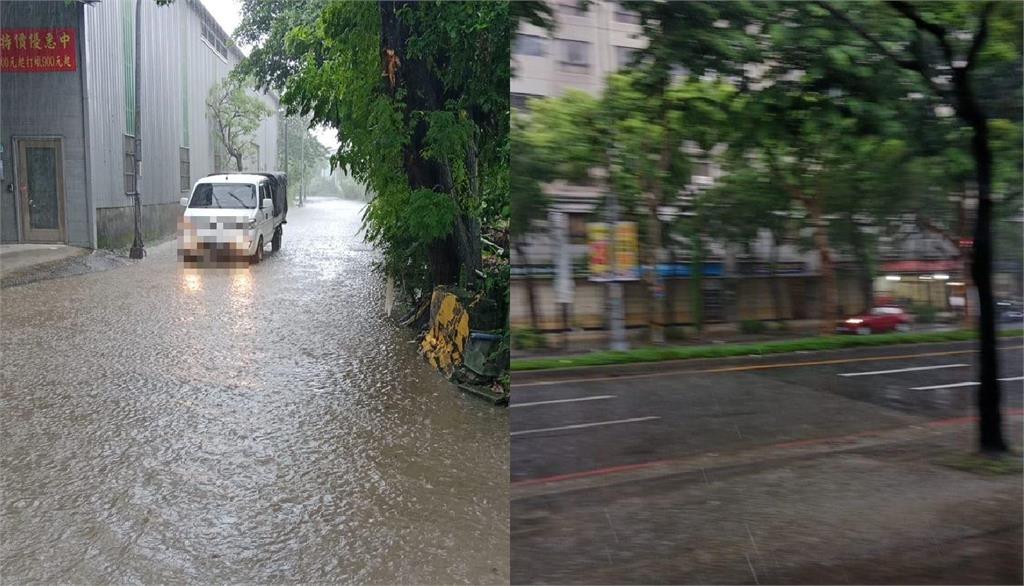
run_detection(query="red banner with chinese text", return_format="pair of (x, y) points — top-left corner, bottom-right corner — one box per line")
(0, 29), (77, 73)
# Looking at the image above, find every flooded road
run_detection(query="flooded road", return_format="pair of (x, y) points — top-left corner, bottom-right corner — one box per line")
(1, 198), (508, 584)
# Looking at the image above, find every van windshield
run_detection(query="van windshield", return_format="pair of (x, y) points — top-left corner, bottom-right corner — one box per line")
(188, 183), (257, 209)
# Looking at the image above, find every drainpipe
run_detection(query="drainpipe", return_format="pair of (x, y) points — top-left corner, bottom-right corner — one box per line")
(129, 0), (145, 259)
(80, 4), (96, 249)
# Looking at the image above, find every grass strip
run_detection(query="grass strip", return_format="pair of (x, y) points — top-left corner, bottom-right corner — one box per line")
(511, 328), (1024, 372)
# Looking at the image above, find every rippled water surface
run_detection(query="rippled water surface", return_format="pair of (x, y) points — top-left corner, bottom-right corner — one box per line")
(1, 198), (508, 584)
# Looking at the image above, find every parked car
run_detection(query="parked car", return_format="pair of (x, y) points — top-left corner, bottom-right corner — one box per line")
(835, 306), (912, 335)
(179, 173), (287, 264)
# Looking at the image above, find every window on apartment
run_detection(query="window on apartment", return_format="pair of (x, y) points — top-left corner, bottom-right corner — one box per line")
(124, 135), (137, 195)
(556, 1), (588, 16)
(615, 46), (637, 69)
(213, 151), (224, 174)
(514, 34), (546, 57)
(613, 4), (641, 24)
(560, 39), (591, 70)
(511, 93), (543, 111)
(179, 147), (190, 192)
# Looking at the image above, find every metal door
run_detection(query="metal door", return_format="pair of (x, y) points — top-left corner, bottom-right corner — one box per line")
(16, 138), (66, 243)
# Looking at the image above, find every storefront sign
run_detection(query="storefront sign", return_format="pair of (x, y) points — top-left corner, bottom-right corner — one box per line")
(587, 222), (610, 280)
(0, 29), (77, 72)
(587, 221), (640, 281)
(614, 221), (640, 280)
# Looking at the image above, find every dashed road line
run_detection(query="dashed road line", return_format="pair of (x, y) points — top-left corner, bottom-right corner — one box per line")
(911, 376), (1024, 391)
(511, 416), (660, 437)
(838, 363), (969, 377)
(511, 395), (616, 408)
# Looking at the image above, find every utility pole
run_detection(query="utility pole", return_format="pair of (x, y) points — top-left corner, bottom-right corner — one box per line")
(129, 0), (145, 259)
(607, 189), (628, 351)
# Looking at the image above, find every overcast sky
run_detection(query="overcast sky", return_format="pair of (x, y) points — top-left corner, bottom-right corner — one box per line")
(201, 0), (340, 152)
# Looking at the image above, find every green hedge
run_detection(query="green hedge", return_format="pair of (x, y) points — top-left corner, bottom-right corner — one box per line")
(511, 328), (1024, 372)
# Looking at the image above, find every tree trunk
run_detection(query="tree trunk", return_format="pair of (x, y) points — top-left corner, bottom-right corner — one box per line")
(647, 193), (665, 344)
(805, 196), (839, 334)
(514, 240), (540, 332)
(690, 231), (704, 334)
(768, 230), (784, 321)
(233, 152), (243, 172)
(379, 1), (480, 289)
(847, 215), (874, 312)
(953, 73), (1005, 452)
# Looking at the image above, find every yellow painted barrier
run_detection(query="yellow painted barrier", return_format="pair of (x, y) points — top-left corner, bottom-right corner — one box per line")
(420, 288), (470, 376)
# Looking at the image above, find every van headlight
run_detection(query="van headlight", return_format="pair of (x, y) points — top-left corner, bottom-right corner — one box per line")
(247, 218), (257, 230)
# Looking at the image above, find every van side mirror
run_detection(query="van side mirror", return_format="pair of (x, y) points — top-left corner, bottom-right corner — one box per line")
(262, 198), (273, 211)
(180, 196), (189, 207)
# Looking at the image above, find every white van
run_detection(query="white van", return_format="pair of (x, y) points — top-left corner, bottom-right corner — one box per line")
(179, 173), (287, 264)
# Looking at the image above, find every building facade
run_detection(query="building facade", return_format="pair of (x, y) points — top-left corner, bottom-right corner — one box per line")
(1, 0), (279, 250)
(509, 1), (1004, 335)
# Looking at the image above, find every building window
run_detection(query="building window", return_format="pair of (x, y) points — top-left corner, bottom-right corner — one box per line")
(615, 46), (637, 69)
(568, 213), (588, 244)
(514, 34), (546, 57)
(124, 135), (137, 195)
(179, 147), (190, 192)
(560, 39), (591, 71)
(214, 151), (223, 174)
(200, 9), (228, 59)
(613, 4), (641, 24)
(556, 1), (588, 16)
(512, 93), (542, 111)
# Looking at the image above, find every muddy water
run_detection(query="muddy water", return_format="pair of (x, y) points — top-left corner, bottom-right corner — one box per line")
(1, 198), (508, 584)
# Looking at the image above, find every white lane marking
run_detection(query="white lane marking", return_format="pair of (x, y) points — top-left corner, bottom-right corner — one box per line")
(511, 395), (616, 408)
(911, 376), (1024, 390)
(838, 363), (969, 377)
(511, 416), (660, 437)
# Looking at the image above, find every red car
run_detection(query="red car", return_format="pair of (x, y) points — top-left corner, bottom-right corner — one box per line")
(836, 306), (912, 335)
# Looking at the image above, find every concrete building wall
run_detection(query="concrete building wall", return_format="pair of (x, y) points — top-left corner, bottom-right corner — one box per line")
(512, 1), (646, 100)
(0, 1), (90, 247)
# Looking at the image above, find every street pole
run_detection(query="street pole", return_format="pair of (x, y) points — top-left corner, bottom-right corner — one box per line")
(129, 0), (145, 259)
(607, 188), (628, 351)
(280, 113), (288, 179)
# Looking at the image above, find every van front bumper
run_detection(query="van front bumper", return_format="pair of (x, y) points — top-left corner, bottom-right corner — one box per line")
(178, 229), (257, 263)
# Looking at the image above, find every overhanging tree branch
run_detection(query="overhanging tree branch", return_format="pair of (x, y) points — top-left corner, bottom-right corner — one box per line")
(887, 1), (955, 65)
(965, 1), (996, 71)
(814, 1), (949, 99)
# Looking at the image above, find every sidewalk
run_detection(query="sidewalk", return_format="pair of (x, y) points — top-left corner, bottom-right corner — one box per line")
(512, 415), (1023, 585)
(0, 243), (133, 288)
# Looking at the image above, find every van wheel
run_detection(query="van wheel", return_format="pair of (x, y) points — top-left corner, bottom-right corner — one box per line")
(251, 237), (264, 265)
(272, 227), (282, 252)
(857, 327), (871, 336)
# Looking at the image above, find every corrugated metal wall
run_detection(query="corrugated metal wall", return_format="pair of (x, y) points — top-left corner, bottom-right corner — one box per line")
(84, 0), (278, 242)
(86, 0), (278, 209)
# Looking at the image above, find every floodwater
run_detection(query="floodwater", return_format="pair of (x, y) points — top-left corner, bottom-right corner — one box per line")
(1, 198), (508, 584)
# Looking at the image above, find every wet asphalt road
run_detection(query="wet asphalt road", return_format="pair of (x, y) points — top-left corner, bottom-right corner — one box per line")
(511, 341), (1024, 481)
(511, 340), (1024, 584)
(1, 198), (508, 584)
